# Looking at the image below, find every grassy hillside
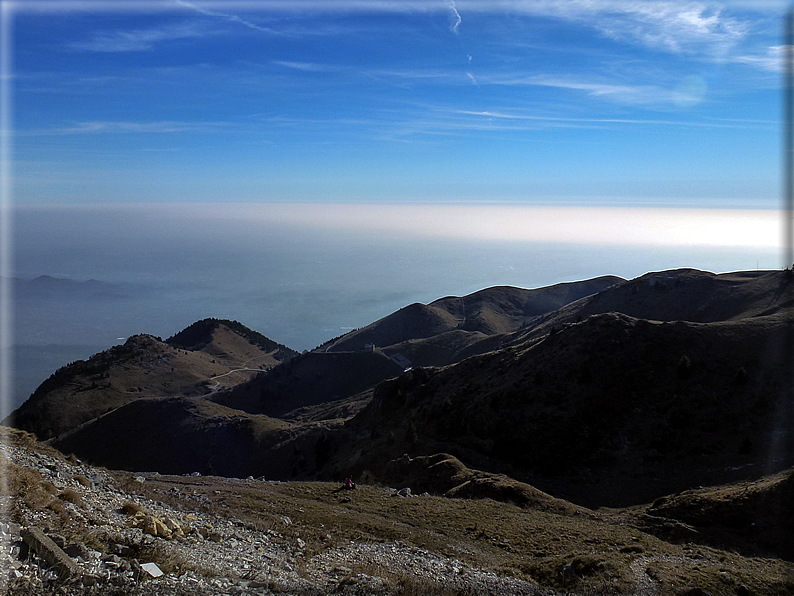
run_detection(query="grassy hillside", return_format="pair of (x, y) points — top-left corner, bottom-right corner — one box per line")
(8, 321), (294, 440)
(166, 318), (298, 361)
(323, 276), (623, 364)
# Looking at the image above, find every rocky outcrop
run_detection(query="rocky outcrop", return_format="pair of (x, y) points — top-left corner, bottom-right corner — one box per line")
(20, 527), (81, 580)
(381, 453), (580, 514)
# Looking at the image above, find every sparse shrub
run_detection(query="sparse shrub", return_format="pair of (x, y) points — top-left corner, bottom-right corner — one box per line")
(136, 542), (192, 575)
(73, 475), (91, 488)
(350, 563), (464, 596)
(46, 498), (70, 521)
(394, 573), (466, 596)
(5, 463), (60, 524)
(59, 488), (84, 507)
(121, 501), (145, 516)
(41, 479), (58, 495)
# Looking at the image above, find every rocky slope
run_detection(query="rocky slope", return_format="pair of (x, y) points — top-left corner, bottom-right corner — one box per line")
(4, 427), (794, 596)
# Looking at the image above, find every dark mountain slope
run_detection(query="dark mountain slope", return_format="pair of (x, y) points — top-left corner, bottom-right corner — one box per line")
(575, 269), (790, 323)
(376, 329), (490, 368)
(326, 302), (462, 352)
(432, 276), (624, 333)
(636, 468), (794, 561)
(339, 309), (793, 507)
(7, 320), (295, 440)
(211, 351), (404, 417)
(12, 268), (794, 516)
(50, 396), (304, 478)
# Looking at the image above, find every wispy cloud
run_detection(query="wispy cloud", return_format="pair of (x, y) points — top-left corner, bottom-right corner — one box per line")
(68, 1), (288, 53)
(272, 61), (340, 72)
(71, 21), (209, 52)
(24, 120), (233, 135)
(454, 108), (774, 130)
(732, 44), (786, 72)
(452, 1), (752, 57)
(184, 2), (756, 57)
(359, 67), (709, 108)
(595, 2), (747, 55)
(239, 101), (773, 146)
(518, 74), (706, 107)
(23, 1), (768, 64)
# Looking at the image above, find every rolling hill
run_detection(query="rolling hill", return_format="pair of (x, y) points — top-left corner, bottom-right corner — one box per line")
(6, 319), (297, 440)
(323, 276), (623, 366)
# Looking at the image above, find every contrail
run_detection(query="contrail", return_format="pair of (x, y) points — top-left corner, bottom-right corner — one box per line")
(448, 0), (462, 35)
(175, 0), (281, 35)
(446, 0), (475, 85)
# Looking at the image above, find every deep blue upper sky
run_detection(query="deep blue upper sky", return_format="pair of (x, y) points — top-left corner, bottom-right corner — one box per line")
(7, 0), (791, 207)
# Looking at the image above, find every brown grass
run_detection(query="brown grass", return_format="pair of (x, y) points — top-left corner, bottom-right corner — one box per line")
(120, 500), (145, 516)
(72, 474), (91, 488)
(109, 472), (794, 595)
(6, 464), (57, 513)
(136, 542), (194, 575)
(58, 488), (84, 507)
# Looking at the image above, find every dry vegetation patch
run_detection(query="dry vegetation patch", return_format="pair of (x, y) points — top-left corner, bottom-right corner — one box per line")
(113, 473), (794, 595)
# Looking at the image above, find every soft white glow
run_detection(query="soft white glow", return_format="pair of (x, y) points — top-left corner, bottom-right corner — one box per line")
(192, 203), (780, 248)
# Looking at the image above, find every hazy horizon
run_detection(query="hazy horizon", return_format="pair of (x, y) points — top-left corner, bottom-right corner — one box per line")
(9, 201), (781, 409)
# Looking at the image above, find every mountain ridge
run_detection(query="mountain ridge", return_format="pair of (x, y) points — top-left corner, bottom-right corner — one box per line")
(8, 268), (794, 515)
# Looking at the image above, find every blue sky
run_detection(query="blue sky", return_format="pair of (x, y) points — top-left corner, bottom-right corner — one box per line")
(5, 0), (792, 207)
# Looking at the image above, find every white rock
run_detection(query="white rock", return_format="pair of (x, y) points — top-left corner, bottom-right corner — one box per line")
(140, 562), (164, 578)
